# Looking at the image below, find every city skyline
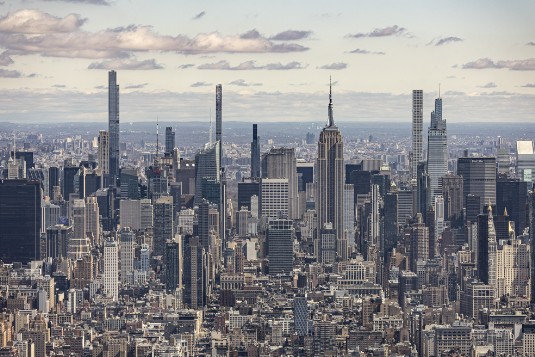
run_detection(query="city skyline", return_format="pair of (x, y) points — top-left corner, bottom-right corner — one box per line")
(0, 0), (534, 123)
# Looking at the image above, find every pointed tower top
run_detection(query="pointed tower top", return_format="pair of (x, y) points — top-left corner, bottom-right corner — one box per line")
(503, 207), (508, 216)
(327, 77), (334, 127)
(438, 83), (441, 98)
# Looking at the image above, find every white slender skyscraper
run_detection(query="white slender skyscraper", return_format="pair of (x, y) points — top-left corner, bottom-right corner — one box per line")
(108, 70), (119, 186)
(427, 93), (448, 203)
(411, 90), (423, 180)
(316, 80), (344, 259)
(104, 238), (119, 301)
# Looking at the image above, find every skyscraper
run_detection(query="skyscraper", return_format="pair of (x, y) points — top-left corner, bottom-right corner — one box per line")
(216, 84), (222, 167)
(261, 147), (298, 219)
(457, 157), (497, 209)
(98, 130), (109, 187)
(411, 90), (423, 180)
(316, 81), (344, 257)
(165, 126), (175, 155)
(427, 94), (448, 203)
(103, 238), (119, 301)
(267, 218), (294, 275)
(0, 179), (42, 263)
(251, 124), (260, 178)
(194, 141), (220, 206)
(108, 70), (119, 186)
(119, 227), (134, 285)
(153, 196), (174, 256)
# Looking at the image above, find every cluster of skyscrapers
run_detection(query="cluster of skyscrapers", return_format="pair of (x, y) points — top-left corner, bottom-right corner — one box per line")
(0, 72), (535, 356)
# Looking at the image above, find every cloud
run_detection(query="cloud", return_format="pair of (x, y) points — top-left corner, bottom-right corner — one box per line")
(0, 9), (86, 34)
(240, 29), (261, 39)
(178, 64), (194, 69)
(462, 58), (535, 71)
(348, 48), (385, 55)
(125, 83), (148, 89)
(190, 81), (212, 87)
(0, 51), (13, 66)
(433, 36), (463, 46)
(198, 60), (305, 70)
(52, 84), (66, 88)
(317, 62), (347, 70)
(479, 82), (497, 88)
(39, 0), (111, 4)
(88, 58), (163, 70)
(228, 79), (262, 87)
(0, 68), (22, 78)
(270, 30), (312, 41)
(349, 25), (406, 38)
(444, 90), (465, 96)
(527, 42), (535, 46)
(521, 83), (535, 88)
(192, 11), (205, 20)
(0, 11), (308, 59)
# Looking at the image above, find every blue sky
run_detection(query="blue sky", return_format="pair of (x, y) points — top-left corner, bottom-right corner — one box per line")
(0, 0), (533, 123)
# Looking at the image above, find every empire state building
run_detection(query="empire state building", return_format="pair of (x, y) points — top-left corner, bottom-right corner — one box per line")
(316, 80), (344, 260)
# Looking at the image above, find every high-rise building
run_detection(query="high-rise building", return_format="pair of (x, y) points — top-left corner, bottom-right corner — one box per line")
(183, 235), (206, 308)
(517, 140), (535, 184)
(251, 124), (260, 178)
(316, 82), (344, 256)
(48, 166), (59, 198)
(98, 130), (109, 187)
(119, 228), (134, 285)
(411, 90), (423, 179)
(62, 164), (79, 200)
(194, 141), (220, 206)
(496, 178), (528, 236)
(411, 213), (429, 272)
(343, 183), (355, 250)
(108, 70), (120, 185)
(153, 196), (173, 256)
(261, 178), (289, 220)
(441, 174), (464, 222)
(457, 157), (497, 209)
(262, 147), (298, 219)
(238, 179), (260, 211)
(69, 199), (90, 260)
(165, 127), (175, 155)
(319, 223), (337, 264)
(85, 196), (100, 244)
(427, 95), (448, 203)
(529, 190), (535, 303)
(165, 238), (181, 292)
(496, 224), (530, 299)
(103, 238), (119, 301)
(0, 179), (42, 263)
(215, 84), (222, 167)
(267, 219), (294, 275)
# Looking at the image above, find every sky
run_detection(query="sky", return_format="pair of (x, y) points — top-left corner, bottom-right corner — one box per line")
(0, 0), (534, 124)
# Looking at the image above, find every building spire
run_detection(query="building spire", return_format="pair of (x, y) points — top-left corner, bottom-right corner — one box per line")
(327, 76), (334, 127)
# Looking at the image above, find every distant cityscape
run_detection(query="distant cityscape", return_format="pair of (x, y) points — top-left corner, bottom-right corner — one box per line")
(1, 70), (535, 357)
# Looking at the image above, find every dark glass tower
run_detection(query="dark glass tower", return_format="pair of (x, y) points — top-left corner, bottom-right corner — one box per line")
(457, 157), (497, 210)
(165, 126), (175, 155)
(251, 124), (260, 178)
(108, 70), (120, 186)
(48, 166), (59, 197)
(0, 179), (42, 263)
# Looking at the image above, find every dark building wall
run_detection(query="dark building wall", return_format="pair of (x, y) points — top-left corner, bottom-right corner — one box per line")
(0, 179), (42, 263)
